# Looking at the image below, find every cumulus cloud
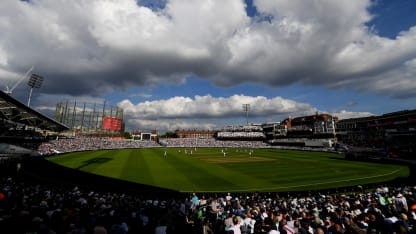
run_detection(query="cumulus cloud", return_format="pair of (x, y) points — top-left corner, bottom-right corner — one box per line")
(331, 110), (374, 120)
(127, 118), (218, 132)
(0, 0), (415, 99)
(0, 0), (415, 131)
(118, 94), (318, 130)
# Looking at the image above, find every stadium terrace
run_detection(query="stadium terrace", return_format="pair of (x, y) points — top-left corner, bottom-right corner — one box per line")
(1, 90), (416, 233)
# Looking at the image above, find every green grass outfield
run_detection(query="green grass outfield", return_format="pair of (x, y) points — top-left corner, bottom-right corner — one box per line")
(47, 148), (409, 193)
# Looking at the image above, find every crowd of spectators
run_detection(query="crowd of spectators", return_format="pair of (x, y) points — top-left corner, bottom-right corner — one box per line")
(36, 137), (161, 155)
(35, 136), (334, 157)
(160, 138), (270, 149)
(217, 132), (266, 139)
(221, 125), (263, 132)
(1, 168), (416, 234)
(217, 125), (266, 140)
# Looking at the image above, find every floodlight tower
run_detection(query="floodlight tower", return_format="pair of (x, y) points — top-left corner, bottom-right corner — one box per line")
(242, 103), (250, 125)
(3, 66), (34, 95)
(27, 73), (43, 107)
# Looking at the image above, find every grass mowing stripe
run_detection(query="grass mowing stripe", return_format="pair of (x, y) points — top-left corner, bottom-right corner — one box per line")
(159, 148), (278, 192)
(161, 149), (266, 192)
(163, 151), (232, 191)
(150, 149), (197, 190)
(120, 149), (154, 185)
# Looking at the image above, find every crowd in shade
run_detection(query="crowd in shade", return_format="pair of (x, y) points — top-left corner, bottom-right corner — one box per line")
(0, 170), (416, 234)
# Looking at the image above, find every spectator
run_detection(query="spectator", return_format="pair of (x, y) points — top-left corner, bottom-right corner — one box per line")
(228, 215), (242, 234)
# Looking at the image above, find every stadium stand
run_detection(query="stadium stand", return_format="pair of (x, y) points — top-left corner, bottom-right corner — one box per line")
(2, 90), (416, 233)
(37, 137), (161, 155)
(160, 137), (269, 148)
(216, 124), (266, 141)
(0, 90), (68, 132)
(1, 144), (416, 233)
(336, 110), (416, 160)
(0, 90), (69, 157)
(265, 114), (337, 148)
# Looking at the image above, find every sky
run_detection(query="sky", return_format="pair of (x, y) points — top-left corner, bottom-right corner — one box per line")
(0, 0), (416, 132)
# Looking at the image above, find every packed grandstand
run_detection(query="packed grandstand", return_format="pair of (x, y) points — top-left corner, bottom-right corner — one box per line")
(1, 90), (416, 233)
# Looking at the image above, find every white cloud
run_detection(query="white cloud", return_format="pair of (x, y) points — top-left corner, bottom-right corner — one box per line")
(0, 0), (414, 98)
(118, 94), (318, 130)
(332, 110), (374, 120)
(119, 94), (376, 130)
(127, 118), (217, 132)
(0, 0), (415, 134)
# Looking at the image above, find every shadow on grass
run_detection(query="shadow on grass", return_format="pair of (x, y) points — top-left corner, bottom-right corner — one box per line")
(20, 156), (178, 196)
(76, 157), (113, 170)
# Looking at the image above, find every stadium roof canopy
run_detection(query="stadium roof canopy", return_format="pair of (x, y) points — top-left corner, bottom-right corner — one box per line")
(0, 90), (69, 132)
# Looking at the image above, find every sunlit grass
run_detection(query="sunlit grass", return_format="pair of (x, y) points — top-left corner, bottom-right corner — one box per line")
(48, 148), (409, 192)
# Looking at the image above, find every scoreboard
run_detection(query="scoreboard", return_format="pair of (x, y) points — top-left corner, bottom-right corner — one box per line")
(102, 117), (122, 131)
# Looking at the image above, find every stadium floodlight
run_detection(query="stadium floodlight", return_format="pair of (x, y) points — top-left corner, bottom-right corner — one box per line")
(27, 73), (43, 107)
(242, 103), (250, 125)
(3, 66), (34, 95)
